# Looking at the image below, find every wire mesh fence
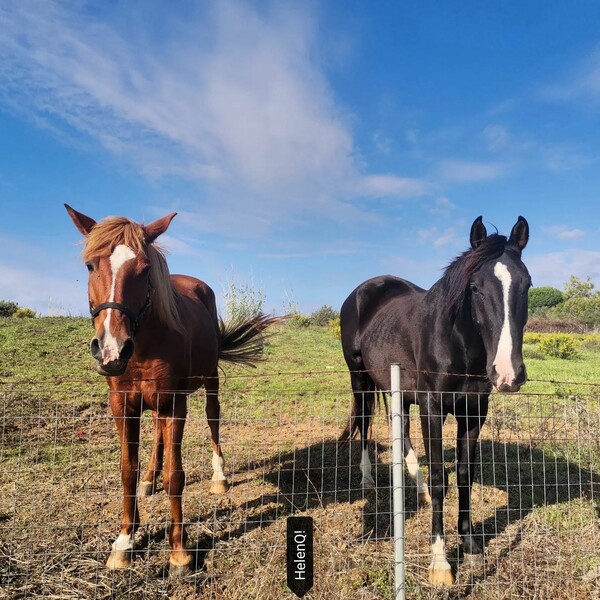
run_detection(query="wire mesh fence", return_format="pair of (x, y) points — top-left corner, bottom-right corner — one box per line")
(1, 373), (599, 599)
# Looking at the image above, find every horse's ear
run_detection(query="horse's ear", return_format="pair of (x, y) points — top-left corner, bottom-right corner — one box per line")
(65, 204), (96, 236)
(509, 215), (529, 251)
(470, 215), (487, 249)
(144, 212), (177, 243)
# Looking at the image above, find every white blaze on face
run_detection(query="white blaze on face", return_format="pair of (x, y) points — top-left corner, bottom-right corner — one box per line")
(100, 244), (136, 364)
(493, 261), (515, 387)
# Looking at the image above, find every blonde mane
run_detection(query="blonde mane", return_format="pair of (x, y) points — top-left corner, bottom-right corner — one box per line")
(83, 217), (184, 334)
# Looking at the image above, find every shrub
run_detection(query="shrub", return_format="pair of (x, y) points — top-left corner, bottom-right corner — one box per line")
(528, 287), (564, 312)
(288, 314), (312, 328)
(526, 317), (585, 334)
(14, 307), (37, 318)
(310, 305), (340, 327)
(223, 279), (265, 321)
(548, 295), (600, 330)
(537, 334), (580, 359)
(328, 316), (341, 339)
(0, 300), (19, 317)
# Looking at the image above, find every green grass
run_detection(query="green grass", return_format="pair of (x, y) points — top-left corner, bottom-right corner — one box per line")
(1, 316), (599, 398)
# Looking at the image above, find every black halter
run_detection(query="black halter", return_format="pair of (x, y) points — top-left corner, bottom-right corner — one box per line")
(89, 292), (151, 338)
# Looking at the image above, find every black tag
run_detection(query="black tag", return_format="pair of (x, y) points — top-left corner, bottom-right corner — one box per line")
(286, 516), (314, 597)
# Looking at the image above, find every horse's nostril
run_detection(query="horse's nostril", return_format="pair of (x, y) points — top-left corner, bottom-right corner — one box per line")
(121, 338), (135, 361)
(90, 337), (102, 360)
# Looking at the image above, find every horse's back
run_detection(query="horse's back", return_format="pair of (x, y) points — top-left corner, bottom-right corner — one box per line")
(340, 275), (423, 366)
(171, 274), (218, 323)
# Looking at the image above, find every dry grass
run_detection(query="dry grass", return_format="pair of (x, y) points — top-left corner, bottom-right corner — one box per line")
(1, 386), (599, 599)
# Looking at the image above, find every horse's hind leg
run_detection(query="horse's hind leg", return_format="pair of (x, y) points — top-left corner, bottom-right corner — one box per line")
(403, 412), (431, 507)
(138, 410), (164, 497)
(161, 397), (193, 576)
(348, 371), (376, 489)
(205, 374), (230, 494)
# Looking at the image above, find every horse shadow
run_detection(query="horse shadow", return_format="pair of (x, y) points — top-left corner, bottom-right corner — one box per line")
(138, 434), (600, 587)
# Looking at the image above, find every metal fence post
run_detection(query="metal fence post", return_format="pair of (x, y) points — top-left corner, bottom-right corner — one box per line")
(391, 363), (405, 600)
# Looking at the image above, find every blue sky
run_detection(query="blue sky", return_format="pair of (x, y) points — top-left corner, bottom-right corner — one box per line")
(1, 1), (600, 316)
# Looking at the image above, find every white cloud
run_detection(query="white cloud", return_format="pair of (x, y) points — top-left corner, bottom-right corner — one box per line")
(438, 159), (508, 182)
(417, 226), (457, 247)
(542, 45), (600, 102)
(356, 174), (429, 198)
(541, 226), (586, 241)
(526, 249), (600, 288)
(0, 1), (427, 236)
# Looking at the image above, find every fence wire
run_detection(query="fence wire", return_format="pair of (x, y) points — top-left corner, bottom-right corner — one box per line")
(0, 379), (599, 599)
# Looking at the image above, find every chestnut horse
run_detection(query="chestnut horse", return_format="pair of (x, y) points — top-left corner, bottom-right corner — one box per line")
(66, 204), (278, 575)
(340, 216), (530, 585)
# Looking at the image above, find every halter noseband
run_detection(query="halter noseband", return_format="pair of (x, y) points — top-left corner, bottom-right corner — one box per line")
(89, 292), (151, 338)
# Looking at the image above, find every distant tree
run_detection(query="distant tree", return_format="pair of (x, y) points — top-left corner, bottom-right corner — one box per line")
(0, 300), (19, 317)
(563, 275), (595, 300)
(528, 287), (564, 313)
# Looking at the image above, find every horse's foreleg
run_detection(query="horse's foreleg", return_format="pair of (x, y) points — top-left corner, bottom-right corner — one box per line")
(138, 410), (164, 497)
(107, 396), (141, 570)
(205, 377), (229, 494)
(161, 400), (193, 576)
(403, 413), (430, 507)
(456, 395), (489, 567)
(420, 400), (453, 586)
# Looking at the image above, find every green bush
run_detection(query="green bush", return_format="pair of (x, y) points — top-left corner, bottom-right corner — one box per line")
(288, 314), (312, 328)
(328, 316), (341, 339)
(0, 300), (19, 317)
(537, 334), (580, 359)
(310, 305), (340, 327)
(14, 307), (37, 318)
(549, 295), (600, 330)
(528, 286), (564, 312)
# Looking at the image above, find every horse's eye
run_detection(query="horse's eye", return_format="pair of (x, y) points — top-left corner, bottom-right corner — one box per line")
(86, 262), (94, 273)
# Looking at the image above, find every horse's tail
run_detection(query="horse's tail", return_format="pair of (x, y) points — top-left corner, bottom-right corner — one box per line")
(339, 383), (389, 442)
(218, 313), (282, 367)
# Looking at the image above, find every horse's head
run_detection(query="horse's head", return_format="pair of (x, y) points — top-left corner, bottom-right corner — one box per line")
(65, 204), (177, 377)
(468, 216), (531, 392)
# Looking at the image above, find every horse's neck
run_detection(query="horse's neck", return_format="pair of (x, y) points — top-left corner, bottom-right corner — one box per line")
(421, 288), (485, 371)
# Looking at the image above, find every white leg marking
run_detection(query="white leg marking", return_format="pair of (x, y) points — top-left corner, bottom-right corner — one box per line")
(493, 262), (515, 387)
(101, 245), (136, 364)
(360, 447), (375, 487)
(211, 451), (226, 482)
(429, 535), (451, 572)
(112, 533), (134, 552)
(405, 448), (429, 500)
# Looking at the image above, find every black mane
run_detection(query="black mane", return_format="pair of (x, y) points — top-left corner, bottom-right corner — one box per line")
(437, 234), (519, 315)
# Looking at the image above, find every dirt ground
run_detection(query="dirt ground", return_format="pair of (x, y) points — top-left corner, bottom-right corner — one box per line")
(1, 389), (599, 599)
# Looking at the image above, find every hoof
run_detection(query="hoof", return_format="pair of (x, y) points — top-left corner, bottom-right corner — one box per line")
(137, 480), (157, 497)
(106, 550), (132, 570)
(428, 565), (454, 586)
(169, 553), (193, 578)
(209, 479), (230, 495)
(462, 552), (484, 569)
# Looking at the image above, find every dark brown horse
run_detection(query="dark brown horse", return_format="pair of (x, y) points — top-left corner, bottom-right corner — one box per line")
(66, 204), (278, 575)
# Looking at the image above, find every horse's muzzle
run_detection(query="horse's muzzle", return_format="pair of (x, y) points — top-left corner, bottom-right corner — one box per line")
(90, 337), (135, 377)
(491, 363), (527, 393)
